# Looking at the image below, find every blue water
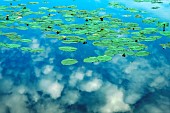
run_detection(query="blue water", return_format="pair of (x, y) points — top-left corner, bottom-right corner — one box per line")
(0, 0), (170, 113)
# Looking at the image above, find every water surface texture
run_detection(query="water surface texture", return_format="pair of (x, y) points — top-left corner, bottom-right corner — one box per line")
(0, 0), (170, 113)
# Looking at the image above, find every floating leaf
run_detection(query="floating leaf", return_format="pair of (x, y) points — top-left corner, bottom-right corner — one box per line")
(135, 51), (150, 56)
(83, 57), (98, 63)
(97, 55), (112, 62)
(61, 58), (78, 65)
(58, 46), (77, 52)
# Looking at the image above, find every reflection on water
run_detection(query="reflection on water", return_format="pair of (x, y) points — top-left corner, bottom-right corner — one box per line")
(0, 0), (170, 113)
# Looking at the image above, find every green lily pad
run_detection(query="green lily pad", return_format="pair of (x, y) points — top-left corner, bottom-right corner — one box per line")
(58, 46), (77, 52)
(61, 58), (78, 65)
(97, 55), (112, 62)
(160, 31), (170, 37)
(20, 39), (32, 43)
(83, 57), (98, 63)
(160, 43), (170, 49)
(135, 51), (150, 56)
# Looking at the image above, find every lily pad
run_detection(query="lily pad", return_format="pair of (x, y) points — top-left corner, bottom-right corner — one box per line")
(61, 58), (78, 65)
(58, 46), (77, 52)
(97, 55), (112, 62)
(83, 57), (98, 63)
(135, 51), (150, 56)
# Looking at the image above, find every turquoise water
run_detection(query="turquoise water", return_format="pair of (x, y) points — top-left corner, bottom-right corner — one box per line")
(0, 0), (170, 113)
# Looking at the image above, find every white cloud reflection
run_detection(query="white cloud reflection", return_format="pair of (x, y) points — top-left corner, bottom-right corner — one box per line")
(0, 0), (169, 113)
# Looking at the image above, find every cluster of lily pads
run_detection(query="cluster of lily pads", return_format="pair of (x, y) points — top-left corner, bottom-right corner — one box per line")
(0, 0), (170, 65)
(133, 0), (170, 9)
(134, 0), (164, 4)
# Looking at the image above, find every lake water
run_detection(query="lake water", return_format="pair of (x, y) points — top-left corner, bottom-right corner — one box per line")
(0, 0), (170, 113)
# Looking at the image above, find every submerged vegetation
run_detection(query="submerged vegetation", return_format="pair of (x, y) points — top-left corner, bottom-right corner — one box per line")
(0, 0), (170, 65)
